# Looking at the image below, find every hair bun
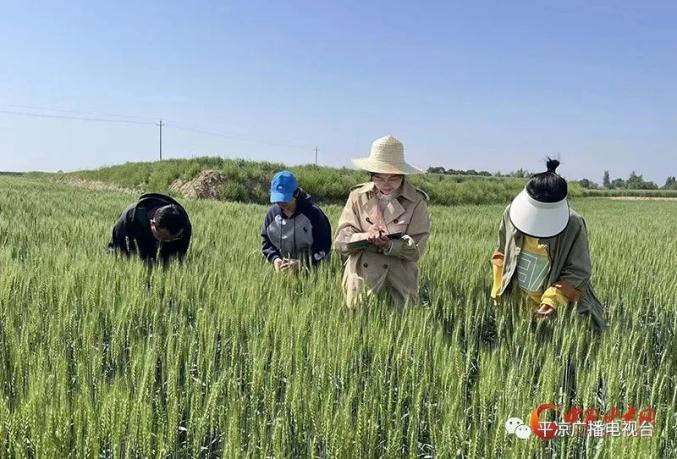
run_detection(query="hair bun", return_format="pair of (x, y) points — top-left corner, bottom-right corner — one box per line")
(546, 158), (560, 173)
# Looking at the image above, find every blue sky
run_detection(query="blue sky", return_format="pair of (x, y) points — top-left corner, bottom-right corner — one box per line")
(1, 0), (675, 184)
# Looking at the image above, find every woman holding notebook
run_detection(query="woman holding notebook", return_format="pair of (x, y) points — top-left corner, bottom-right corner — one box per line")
(334, 135), (430, 309)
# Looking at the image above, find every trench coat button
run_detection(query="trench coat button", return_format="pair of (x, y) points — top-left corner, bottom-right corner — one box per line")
(383, 264), (388, 269)
(363, 263), (368, 268)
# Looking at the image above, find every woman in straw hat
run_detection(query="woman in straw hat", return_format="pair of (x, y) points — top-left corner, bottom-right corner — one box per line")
(334, 135), (430, 309)
(491, 158), (607, 330)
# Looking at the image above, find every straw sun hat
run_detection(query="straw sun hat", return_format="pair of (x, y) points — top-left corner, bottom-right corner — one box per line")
(352, 135), (423, 175)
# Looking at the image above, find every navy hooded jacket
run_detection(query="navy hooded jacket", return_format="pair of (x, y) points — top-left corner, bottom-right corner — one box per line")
(261, 189), (331, 266)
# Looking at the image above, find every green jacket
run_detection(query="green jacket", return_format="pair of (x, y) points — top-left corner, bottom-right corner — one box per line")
(492, 204), (607, 331)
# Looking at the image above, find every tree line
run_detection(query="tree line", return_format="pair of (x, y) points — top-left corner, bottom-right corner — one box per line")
(427, 166), (676, 191)
(579, 171), (677, 190)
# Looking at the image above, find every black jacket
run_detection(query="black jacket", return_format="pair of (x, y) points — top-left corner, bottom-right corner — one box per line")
(108, 193), (192, 264)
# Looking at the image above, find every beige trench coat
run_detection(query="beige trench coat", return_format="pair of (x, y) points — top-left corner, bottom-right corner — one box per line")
(334, 181), (430, 308)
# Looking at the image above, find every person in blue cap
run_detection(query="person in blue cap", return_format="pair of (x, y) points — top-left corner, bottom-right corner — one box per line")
(261, 170), (332, 272)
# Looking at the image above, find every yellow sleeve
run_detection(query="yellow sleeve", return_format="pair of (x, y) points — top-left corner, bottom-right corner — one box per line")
(540, 286), (570, 309)
(490, 251), (504, 299)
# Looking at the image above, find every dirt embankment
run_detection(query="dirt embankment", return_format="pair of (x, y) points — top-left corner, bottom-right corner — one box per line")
(57, 170), (233, 201)
(169, 170), (227, 200)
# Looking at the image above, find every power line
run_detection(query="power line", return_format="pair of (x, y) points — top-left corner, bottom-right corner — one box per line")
(0, 109), (154, 125)
(0, 107), (313, 153)
(166, 123), (310, 150)
(0, 103), (155, 123)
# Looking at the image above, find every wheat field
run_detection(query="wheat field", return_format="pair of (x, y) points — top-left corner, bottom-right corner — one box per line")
(0, 176), (674, 458)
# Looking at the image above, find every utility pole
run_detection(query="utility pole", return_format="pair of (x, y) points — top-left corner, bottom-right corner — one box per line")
(157, 120), (164, 160)
(314, 145), (319, 165)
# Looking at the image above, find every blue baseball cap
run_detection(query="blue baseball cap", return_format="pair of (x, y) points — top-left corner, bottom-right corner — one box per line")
(270, 170), (298, 203)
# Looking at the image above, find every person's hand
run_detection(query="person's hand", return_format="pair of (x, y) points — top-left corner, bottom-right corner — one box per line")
(367, 225), (389, 248)
(535, 304), (556, 317)
(285, 259), (301, 273)
(273, 258), (285, 272)
(274, 258), (300, 273)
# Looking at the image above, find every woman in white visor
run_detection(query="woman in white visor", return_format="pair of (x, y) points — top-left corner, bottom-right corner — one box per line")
(490, 159), (606, 330)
